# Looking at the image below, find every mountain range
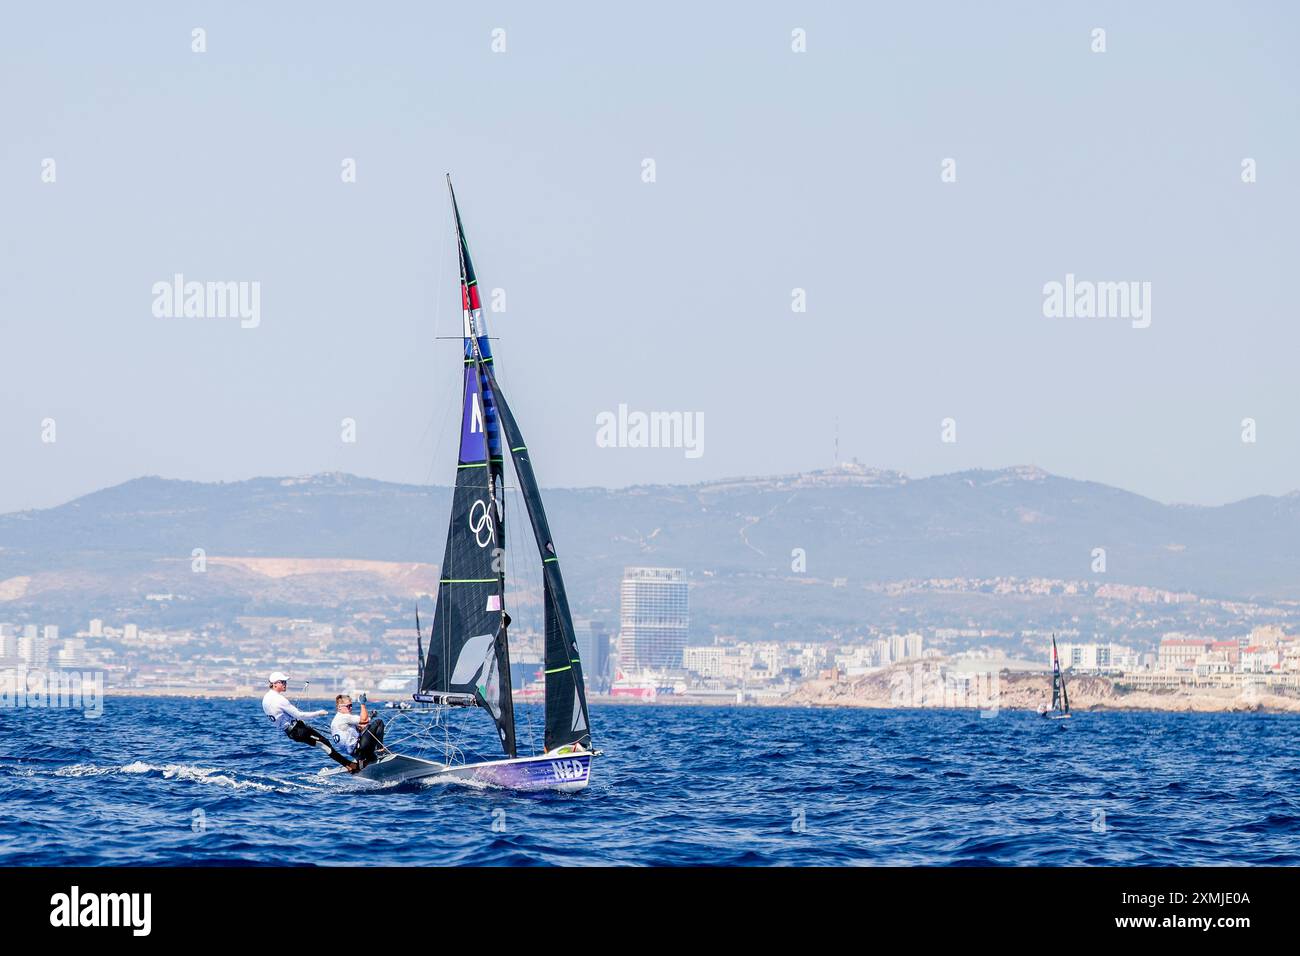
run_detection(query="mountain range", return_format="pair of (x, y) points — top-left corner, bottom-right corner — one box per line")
(3, 464), (1299, 637)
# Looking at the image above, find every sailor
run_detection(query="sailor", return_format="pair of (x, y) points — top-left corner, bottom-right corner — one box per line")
(330, 694), (387, 769)
(261, 672), (359, 773)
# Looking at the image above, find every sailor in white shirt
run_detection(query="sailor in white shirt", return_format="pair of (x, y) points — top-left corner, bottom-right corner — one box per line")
(330, 694), (386, 768)
(261, 671), (359, 772)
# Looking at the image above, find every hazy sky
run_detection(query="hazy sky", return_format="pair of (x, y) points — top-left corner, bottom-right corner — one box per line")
(2, 2), (1298, 513)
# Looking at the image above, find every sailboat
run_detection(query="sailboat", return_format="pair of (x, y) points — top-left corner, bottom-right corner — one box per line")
(1041, 635), (1071, 720)
(334, 177), (597, 791)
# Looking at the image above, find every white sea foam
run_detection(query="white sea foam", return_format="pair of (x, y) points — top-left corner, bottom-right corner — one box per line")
(117, 761), (308, 793)
(54, 763), (121, 778)
(44, 760), (356, 794)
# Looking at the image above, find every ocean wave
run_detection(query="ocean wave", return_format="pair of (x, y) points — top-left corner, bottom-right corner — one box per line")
(52, 763), (122, 778)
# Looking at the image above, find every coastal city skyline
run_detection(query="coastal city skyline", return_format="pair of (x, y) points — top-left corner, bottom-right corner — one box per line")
(7, 555), (1299, 714)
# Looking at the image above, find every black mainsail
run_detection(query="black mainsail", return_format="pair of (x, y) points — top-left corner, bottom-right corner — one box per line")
(1048, 635), (1070, 716)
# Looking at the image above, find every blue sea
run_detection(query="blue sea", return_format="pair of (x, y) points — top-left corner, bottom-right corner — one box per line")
(2, 698), (1298, 866)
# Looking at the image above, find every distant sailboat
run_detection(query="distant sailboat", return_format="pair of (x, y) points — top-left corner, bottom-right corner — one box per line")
(331, 176), (597, 790)
(1042, 635), (1071, 720)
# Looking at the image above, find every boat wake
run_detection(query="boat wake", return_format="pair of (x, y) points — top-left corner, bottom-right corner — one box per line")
(36, 761), (333, 794)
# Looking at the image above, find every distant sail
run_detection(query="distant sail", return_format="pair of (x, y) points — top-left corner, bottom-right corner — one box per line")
(1050, 635), (1069, 715)
(415, 606), (425, 687)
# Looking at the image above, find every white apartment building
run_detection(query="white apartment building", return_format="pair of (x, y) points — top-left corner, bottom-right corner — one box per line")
(1057, 642), (1138, 672)
(1241, 645), (1280, 674)
(618, 567), (688, 671)
(889, 634), (907, 663)
(56, 639), (87, 669)
(18, 633), (49, 667)
(835, 644), (876, 673)
(682, 646), (724, 679)
(1158, 637), (1213, 672)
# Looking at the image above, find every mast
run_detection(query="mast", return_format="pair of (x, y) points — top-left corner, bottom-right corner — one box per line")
(417, 177), (516, 758)
(453, 176), (514, 753)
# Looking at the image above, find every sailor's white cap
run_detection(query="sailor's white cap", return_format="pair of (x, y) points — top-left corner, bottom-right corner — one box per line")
(268, 671), (289, 684)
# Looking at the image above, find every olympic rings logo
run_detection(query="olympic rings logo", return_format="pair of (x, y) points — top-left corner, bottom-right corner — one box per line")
(469, 499), (496, 548)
